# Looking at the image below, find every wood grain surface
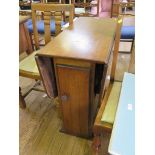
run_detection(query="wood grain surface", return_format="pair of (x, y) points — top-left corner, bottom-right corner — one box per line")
(37, 17), (117, 64)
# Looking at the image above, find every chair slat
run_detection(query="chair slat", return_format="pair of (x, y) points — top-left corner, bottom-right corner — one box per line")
(55, 11), (62, 35)
(43, 11), (52, 44)
(32, 10), (40, 50)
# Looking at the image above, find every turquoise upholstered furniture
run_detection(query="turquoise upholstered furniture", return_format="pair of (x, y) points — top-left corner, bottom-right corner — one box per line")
(108, 72), (135, 155)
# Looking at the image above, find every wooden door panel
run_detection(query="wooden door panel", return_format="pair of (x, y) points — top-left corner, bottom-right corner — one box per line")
(56, 65), (90, 137)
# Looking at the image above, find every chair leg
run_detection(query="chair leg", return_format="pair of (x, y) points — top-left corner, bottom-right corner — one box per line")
(19, 87), (26, 109)
(92, 132), (102, 155)
(130, 38), (135, 53)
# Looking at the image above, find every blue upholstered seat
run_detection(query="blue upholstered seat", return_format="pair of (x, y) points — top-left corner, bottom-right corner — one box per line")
(121, 26), (135, 39)
(26, 19), (66, 34)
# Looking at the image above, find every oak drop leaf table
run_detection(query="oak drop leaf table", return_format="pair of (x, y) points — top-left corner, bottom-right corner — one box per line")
(36, 17), (117, 138)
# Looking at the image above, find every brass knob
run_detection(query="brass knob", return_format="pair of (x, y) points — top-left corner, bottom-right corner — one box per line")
(61, 94), (68, 102)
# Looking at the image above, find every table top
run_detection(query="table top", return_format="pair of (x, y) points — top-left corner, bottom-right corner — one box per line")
(37, 17), (117, 64)
(19, 15), (31, 24)
(108, 72), (135, 155)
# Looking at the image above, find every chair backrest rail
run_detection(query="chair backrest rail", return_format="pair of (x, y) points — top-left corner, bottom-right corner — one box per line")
(110, 16), (123, 81)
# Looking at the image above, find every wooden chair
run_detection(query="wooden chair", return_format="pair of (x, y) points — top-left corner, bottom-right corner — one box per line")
(19, 0), (42, 10)
(19, 16), (34, 57)
(70, 0), (100, 17)
(19, 3), (74, 109)
(112, 1), (135, 17)
(92, 31), (135, 154)
(92, 15), (123, 153)
(22, 0), (68, 47)
(112, 1), (135, 53)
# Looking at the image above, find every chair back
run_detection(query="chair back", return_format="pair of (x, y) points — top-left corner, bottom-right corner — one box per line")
(31, 3), (74, 49)
(71, 0), (99, 17)
(110, 15), (123, 81)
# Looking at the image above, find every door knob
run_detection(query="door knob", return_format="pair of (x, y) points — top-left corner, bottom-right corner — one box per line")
(61, 94), (68, 102)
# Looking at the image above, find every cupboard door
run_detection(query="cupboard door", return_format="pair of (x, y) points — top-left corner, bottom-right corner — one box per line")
(56, 65), (90, 137)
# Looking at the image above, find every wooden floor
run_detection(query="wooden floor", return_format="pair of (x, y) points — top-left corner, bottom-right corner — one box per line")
(19, 89), (93, 155)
